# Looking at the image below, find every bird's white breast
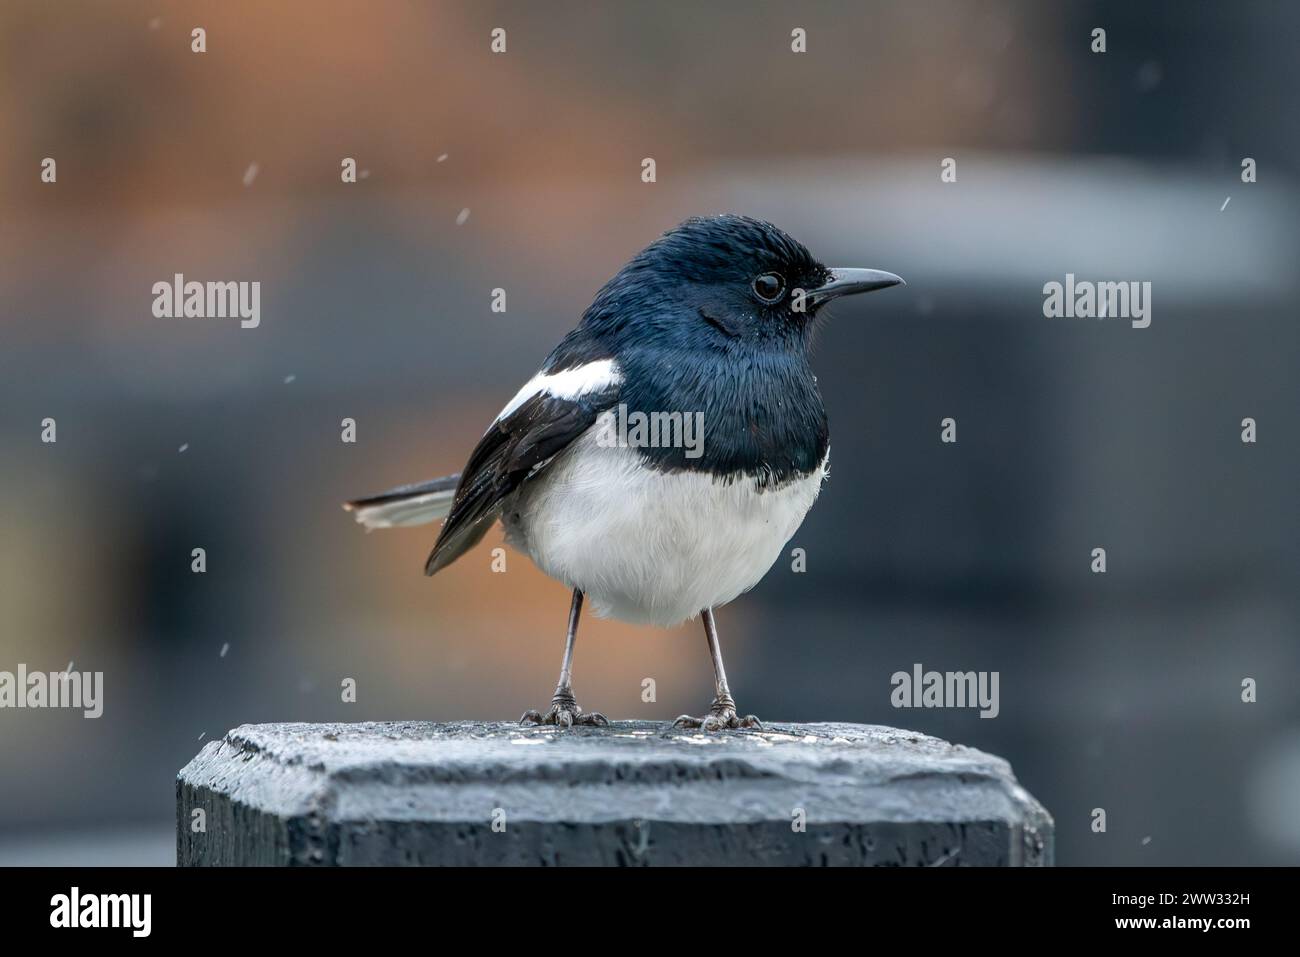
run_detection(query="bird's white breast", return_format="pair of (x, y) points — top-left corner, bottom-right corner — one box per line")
(502, 412), (828, 627)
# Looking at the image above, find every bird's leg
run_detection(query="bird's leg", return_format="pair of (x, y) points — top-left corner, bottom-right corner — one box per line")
(672, 608), (763, 731)
(520, 589), (609, 728)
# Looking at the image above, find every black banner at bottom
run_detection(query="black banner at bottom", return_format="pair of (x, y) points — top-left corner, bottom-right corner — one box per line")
(0, 865), (1279, 943)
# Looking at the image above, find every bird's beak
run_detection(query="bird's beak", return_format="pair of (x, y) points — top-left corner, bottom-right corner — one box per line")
(806, 268), (905, 306)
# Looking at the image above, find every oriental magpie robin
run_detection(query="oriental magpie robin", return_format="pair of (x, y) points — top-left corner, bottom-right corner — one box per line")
(345, 215), (902, 730)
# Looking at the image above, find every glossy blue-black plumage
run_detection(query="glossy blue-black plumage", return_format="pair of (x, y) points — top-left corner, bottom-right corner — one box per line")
(545, 215), (834, 486)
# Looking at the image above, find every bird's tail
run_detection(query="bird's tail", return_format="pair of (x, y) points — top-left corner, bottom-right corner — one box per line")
(343, 473), (461, 530)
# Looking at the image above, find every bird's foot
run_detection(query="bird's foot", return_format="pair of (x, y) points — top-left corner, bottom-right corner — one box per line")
(520, 691), (609, 729)
(672, 694), (763, 732)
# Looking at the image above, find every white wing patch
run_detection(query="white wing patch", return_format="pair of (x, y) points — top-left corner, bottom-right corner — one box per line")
(494, 359), (622, 425)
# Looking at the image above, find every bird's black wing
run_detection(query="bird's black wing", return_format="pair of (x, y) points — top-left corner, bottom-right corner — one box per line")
(424, 385), (619, 576)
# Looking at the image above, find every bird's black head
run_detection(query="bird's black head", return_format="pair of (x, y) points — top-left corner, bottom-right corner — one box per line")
(548, 216), (901, 482)
(579, 214), (902, 355)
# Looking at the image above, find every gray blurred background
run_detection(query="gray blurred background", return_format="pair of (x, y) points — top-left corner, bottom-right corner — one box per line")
(1, 0), (1297, 865)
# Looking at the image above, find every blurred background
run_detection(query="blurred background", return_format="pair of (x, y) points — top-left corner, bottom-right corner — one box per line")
(1, 0), (1297, 866)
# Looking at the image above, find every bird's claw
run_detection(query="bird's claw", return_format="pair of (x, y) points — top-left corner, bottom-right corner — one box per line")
(519, 696), (609, 728)
(672, 702), (763, 732)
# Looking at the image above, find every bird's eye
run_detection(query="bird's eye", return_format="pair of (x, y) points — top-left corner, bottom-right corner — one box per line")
(752, 272), (786, 303)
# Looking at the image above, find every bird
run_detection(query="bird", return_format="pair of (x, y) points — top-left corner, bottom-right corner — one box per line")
(344, 215), (902, 731)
